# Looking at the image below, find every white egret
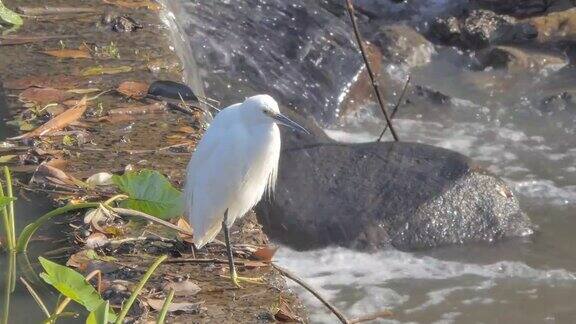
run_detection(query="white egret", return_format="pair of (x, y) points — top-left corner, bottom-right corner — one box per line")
(184, 94), (308, 287)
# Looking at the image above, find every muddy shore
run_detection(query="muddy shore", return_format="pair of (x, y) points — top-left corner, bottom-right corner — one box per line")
(0, 0), (306, 322)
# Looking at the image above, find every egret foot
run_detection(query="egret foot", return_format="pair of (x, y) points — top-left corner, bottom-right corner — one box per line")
(222, 271), (265, 288)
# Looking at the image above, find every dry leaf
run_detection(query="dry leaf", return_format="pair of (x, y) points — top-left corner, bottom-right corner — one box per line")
(19, 87), (73, 105)
(81, 65), (132, 76)
(252, 246), (278, 262)
(274, 296), (303, 322)
(4, 75), (80, 90)
(175, 218), (194, 244)
(103, 0), (161, 11)
(85, 232), (109, 249)
(177, 126), (194, 134)
(31, 163), (80, 188)
(86, 172), (114, 186)
(42, 49), (92, 59)
(163, 280), (201, 297)
(146, 299), (203, 313)
(97, 114), (138, 123)
(107, 102), (167, 115)
(12, 97), (88, 139)
(117, 81), (149, 99)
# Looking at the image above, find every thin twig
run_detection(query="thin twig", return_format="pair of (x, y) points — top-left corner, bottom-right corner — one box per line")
(272, 263), (350, 324)
(19, 277), (51, 318)
(344, 0), (399, 142)
(377, 75), (410, 141)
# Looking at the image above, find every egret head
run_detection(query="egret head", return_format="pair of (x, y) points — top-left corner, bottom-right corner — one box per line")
(243, 94), (310, 134)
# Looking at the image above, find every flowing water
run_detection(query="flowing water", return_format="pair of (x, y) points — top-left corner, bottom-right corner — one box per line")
(173, 0), (576, 322)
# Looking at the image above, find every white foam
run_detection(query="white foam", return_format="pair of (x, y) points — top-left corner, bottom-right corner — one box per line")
(276, 247), (576, 323)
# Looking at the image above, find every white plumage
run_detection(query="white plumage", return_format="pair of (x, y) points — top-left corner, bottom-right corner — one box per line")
(184, 94), (284, 248)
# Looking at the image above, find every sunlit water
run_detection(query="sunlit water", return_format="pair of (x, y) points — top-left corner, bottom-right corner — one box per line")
(176, 0), (576, 323)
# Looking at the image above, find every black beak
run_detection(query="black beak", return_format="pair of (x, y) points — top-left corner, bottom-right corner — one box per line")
(271, 113), (310, 134)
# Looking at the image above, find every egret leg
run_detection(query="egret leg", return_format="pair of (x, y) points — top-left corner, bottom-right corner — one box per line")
(222, 210), (265, 288)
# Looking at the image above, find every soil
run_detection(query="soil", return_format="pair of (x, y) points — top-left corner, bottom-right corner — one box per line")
(0, 0), (306, 322)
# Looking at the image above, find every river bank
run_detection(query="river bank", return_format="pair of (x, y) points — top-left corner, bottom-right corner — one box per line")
(0, 0), (305, 322)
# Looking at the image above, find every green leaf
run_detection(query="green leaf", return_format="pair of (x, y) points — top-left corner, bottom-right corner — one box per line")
(0, 0), (22, 26)
(38, 257), (116, 320)
(112, 170), (183, 220)
(86, 301), (109, 324)
(0, 196), (12, 208)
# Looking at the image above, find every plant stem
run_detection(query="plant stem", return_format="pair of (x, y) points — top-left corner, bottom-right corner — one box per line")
(3, 167), (16, 250)
(156, 288), (174, 324)
(0, 180), (13, 251)
(16, 202), (100, 253)
(115, 254), (167, 324)
(19, 277), (51, 318)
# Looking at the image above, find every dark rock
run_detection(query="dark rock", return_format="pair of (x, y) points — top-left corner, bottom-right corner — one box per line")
(256, 115), (533, 251)
(428, 10), (537, 49)
(429, 16), (462, 46)
(540, 91), (576, 114)
(371, 24), (436, 67)
(475, 45), (567, 70)
(147, 80), (198, 102)
(472, 0), (550, 17)
(101, 11), (143, 32)
(111, 16), (143, 33)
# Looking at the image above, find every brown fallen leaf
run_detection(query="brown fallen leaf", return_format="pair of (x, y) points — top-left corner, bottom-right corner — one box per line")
(85, 232), (109, 249)
(274, 295), (303, 322)
(107, 102), (167, 116)
(42, 49), (92, 59)
(4, 75), (81, 90)
(117, 81), (149, 99)
(103, 0), (161, 11)
(177, 126), (195, 134)
(11, 97), (88, 139)
(31, 163), (79, 188)
(96, 114), (138, 124)
(146, 299), (203, 314)
(163, 280), (201, 297)
(19, 87), (73, 105)
(175, 217), (194, 244)
(252, 246), (278, 262)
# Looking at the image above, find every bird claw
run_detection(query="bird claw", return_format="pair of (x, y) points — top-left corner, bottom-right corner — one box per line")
(224, 272), (265, 289)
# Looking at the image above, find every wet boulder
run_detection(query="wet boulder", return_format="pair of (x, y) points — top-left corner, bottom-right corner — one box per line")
(255, 116), (533, 251)
(475, 45), (567, 71)
(429, 10), (537, 49)
(471, 0), (576, 17)
(371, 24), (436, 67)
(528, 8), (576, 43)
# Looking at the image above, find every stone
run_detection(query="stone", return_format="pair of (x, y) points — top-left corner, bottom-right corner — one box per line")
(429, 10), (538, 49)
(472, 0), (550, 17)
(256, 114), (533, 251)
(475, 45), (567, 71)
(527, 8), (576, 43)
(371, 24), (436, 67)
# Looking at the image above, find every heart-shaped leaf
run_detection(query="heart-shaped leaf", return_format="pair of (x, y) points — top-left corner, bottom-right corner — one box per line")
(112, 170), (183, 220)
(38, 257), (116, 320)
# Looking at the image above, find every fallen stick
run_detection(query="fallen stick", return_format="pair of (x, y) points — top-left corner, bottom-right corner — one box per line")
(272, 263), (350, 324)
(344, 0), (399, 142)
(377, 75), (410, 141)
(17, 6), (99, 15)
